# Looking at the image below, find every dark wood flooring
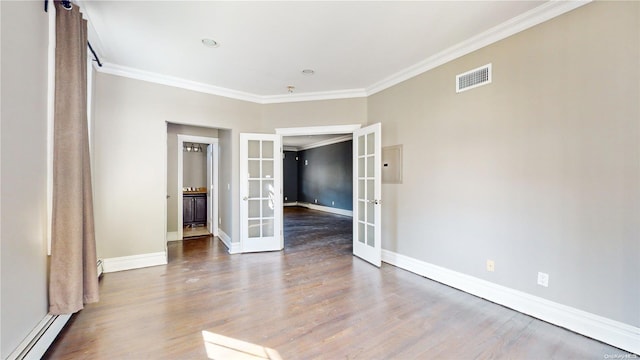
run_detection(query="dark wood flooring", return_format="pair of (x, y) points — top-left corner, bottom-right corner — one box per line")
(44, 207), (629, 359)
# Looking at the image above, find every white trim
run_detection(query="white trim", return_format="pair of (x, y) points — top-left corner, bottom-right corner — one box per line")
(6, 313), (72, 360)
(166, 231), (179, 242)
(92, 2), (589, 104)
(229, 242), (241, 254)
(162, 123), (168, 263)
(366, 1), (590, 96)
(381, 250), (640, 355)
(283, 202), (298, 207)
(260, 88), (367, 104)
(102, 252), (167, 273)
(218, 230), (241, 254)
(46, 1), (56, 256)
(98, 62), (262, 103)
(97, 259), (104, 278)
(276, 124), (361, 137)
(207, 144), (220, 237)
(297, 202), (353, 217)
(97, 62), (366, 105)
(297, 134), (352, 151)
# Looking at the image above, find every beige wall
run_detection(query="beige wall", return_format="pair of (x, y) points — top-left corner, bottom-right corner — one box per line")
(369, 1), (639, 327)
(91, 0), (638, 331)
(183, 148), (207, 188)
(93, 73), (367, 255)
(218, 128), (233, 239)
(93, 73), (260, 257)
(0, 1), (50, 356)
(260, 98), (367, 131)
(166, 123), (218, 233)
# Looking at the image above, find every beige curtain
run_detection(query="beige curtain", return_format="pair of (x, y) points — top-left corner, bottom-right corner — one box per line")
(49, 1), (99, 315)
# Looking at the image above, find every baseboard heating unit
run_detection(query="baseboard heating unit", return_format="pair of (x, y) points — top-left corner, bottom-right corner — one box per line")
(7, 260), (104, 359)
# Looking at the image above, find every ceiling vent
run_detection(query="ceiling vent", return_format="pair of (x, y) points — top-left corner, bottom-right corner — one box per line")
(456, 63), (492, 93)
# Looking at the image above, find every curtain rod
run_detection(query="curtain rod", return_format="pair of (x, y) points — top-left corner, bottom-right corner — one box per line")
(44, 0), (103, 68)
(87, 42), (103, 67)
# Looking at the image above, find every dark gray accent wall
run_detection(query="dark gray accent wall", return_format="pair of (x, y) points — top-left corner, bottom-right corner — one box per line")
(298, 140), (352, 210)
(283, 151), (298, 203)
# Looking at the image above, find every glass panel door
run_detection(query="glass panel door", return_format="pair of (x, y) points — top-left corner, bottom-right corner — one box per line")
(352, 123), (382, 266)
(240, 133), (282, 252)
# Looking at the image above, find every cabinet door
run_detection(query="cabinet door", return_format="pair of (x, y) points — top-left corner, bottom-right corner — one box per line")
(183, 197), (194, 224)
(194, 196), (207, 223)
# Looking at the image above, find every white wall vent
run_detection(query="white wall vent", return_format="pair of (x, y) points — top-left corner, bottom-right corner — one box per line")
(456, 63), (492, 93)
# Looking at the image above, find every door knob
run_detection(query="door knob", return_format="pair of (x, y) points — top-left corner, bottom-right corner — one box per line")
(242, 196), (248, 201)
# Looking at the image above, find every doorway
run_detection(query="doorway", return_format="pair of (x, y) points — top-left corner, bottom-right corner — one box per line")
(177, 134), (219, 241)
(277, 125), (360, 252)
(239, 124), (382, 267)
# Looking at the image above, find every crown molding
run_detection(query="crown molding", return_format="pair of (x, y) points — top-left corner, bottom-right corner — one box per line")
(276, 124), (362, 137)
(260, 88), (367, 104)
(97, 63), (264, 103)
(94, 1), (590, 104)
(96, 62), (366, 105)
(365, 0), (592, 96)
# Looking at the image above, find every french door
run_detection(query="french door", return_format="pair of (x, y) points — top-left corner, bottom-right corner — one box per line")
(240, 133), (283, 252)
(352, 123), (382, 267)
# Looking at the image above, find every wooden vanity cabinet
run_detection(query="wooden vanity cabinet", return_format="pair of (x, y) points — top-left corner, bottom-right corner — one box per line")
(183, 193), (207, 226)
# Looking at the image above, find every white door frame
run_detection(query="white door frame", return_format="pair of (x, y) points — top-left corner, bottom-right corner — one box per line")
(177, 135), (219, 240)
(276, 124), (362, 138)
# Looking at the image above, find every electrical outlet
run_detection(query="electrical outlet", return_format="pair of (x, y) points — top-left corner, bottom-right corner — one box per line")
(284, 196), (288, 201)
(314, 199), (318, 203)
(332, 201), (335, 206)
(227, 183), (230, 190)
(305, 160), (308, 166)
(486, 260), (495, 272)
(537, 272), (549, 287)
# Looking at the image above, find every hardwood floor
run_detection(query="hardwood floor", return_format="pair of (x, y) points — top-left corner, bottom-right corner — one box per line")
(44, 207), (629, 359)
(183, 225), (211, 238)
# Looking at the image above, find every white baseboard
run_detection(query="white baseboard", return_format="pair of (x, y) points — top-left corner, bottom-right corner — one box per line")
(218, 229), (241, 254)
(283, 202), (298, 207)
(229, 242), (241, 254)
(97, 259), (104, 278)
(381, 250), (640, 355)
(297, 202), (353, 217)
(166, 231), (179, 241)
(102, 252), (167, 273)
(7, 313), (72, 360)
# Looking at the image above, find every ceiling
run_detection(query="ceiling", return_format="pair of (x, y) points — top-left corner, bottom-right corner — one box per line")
(81, 1), (558, 103)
